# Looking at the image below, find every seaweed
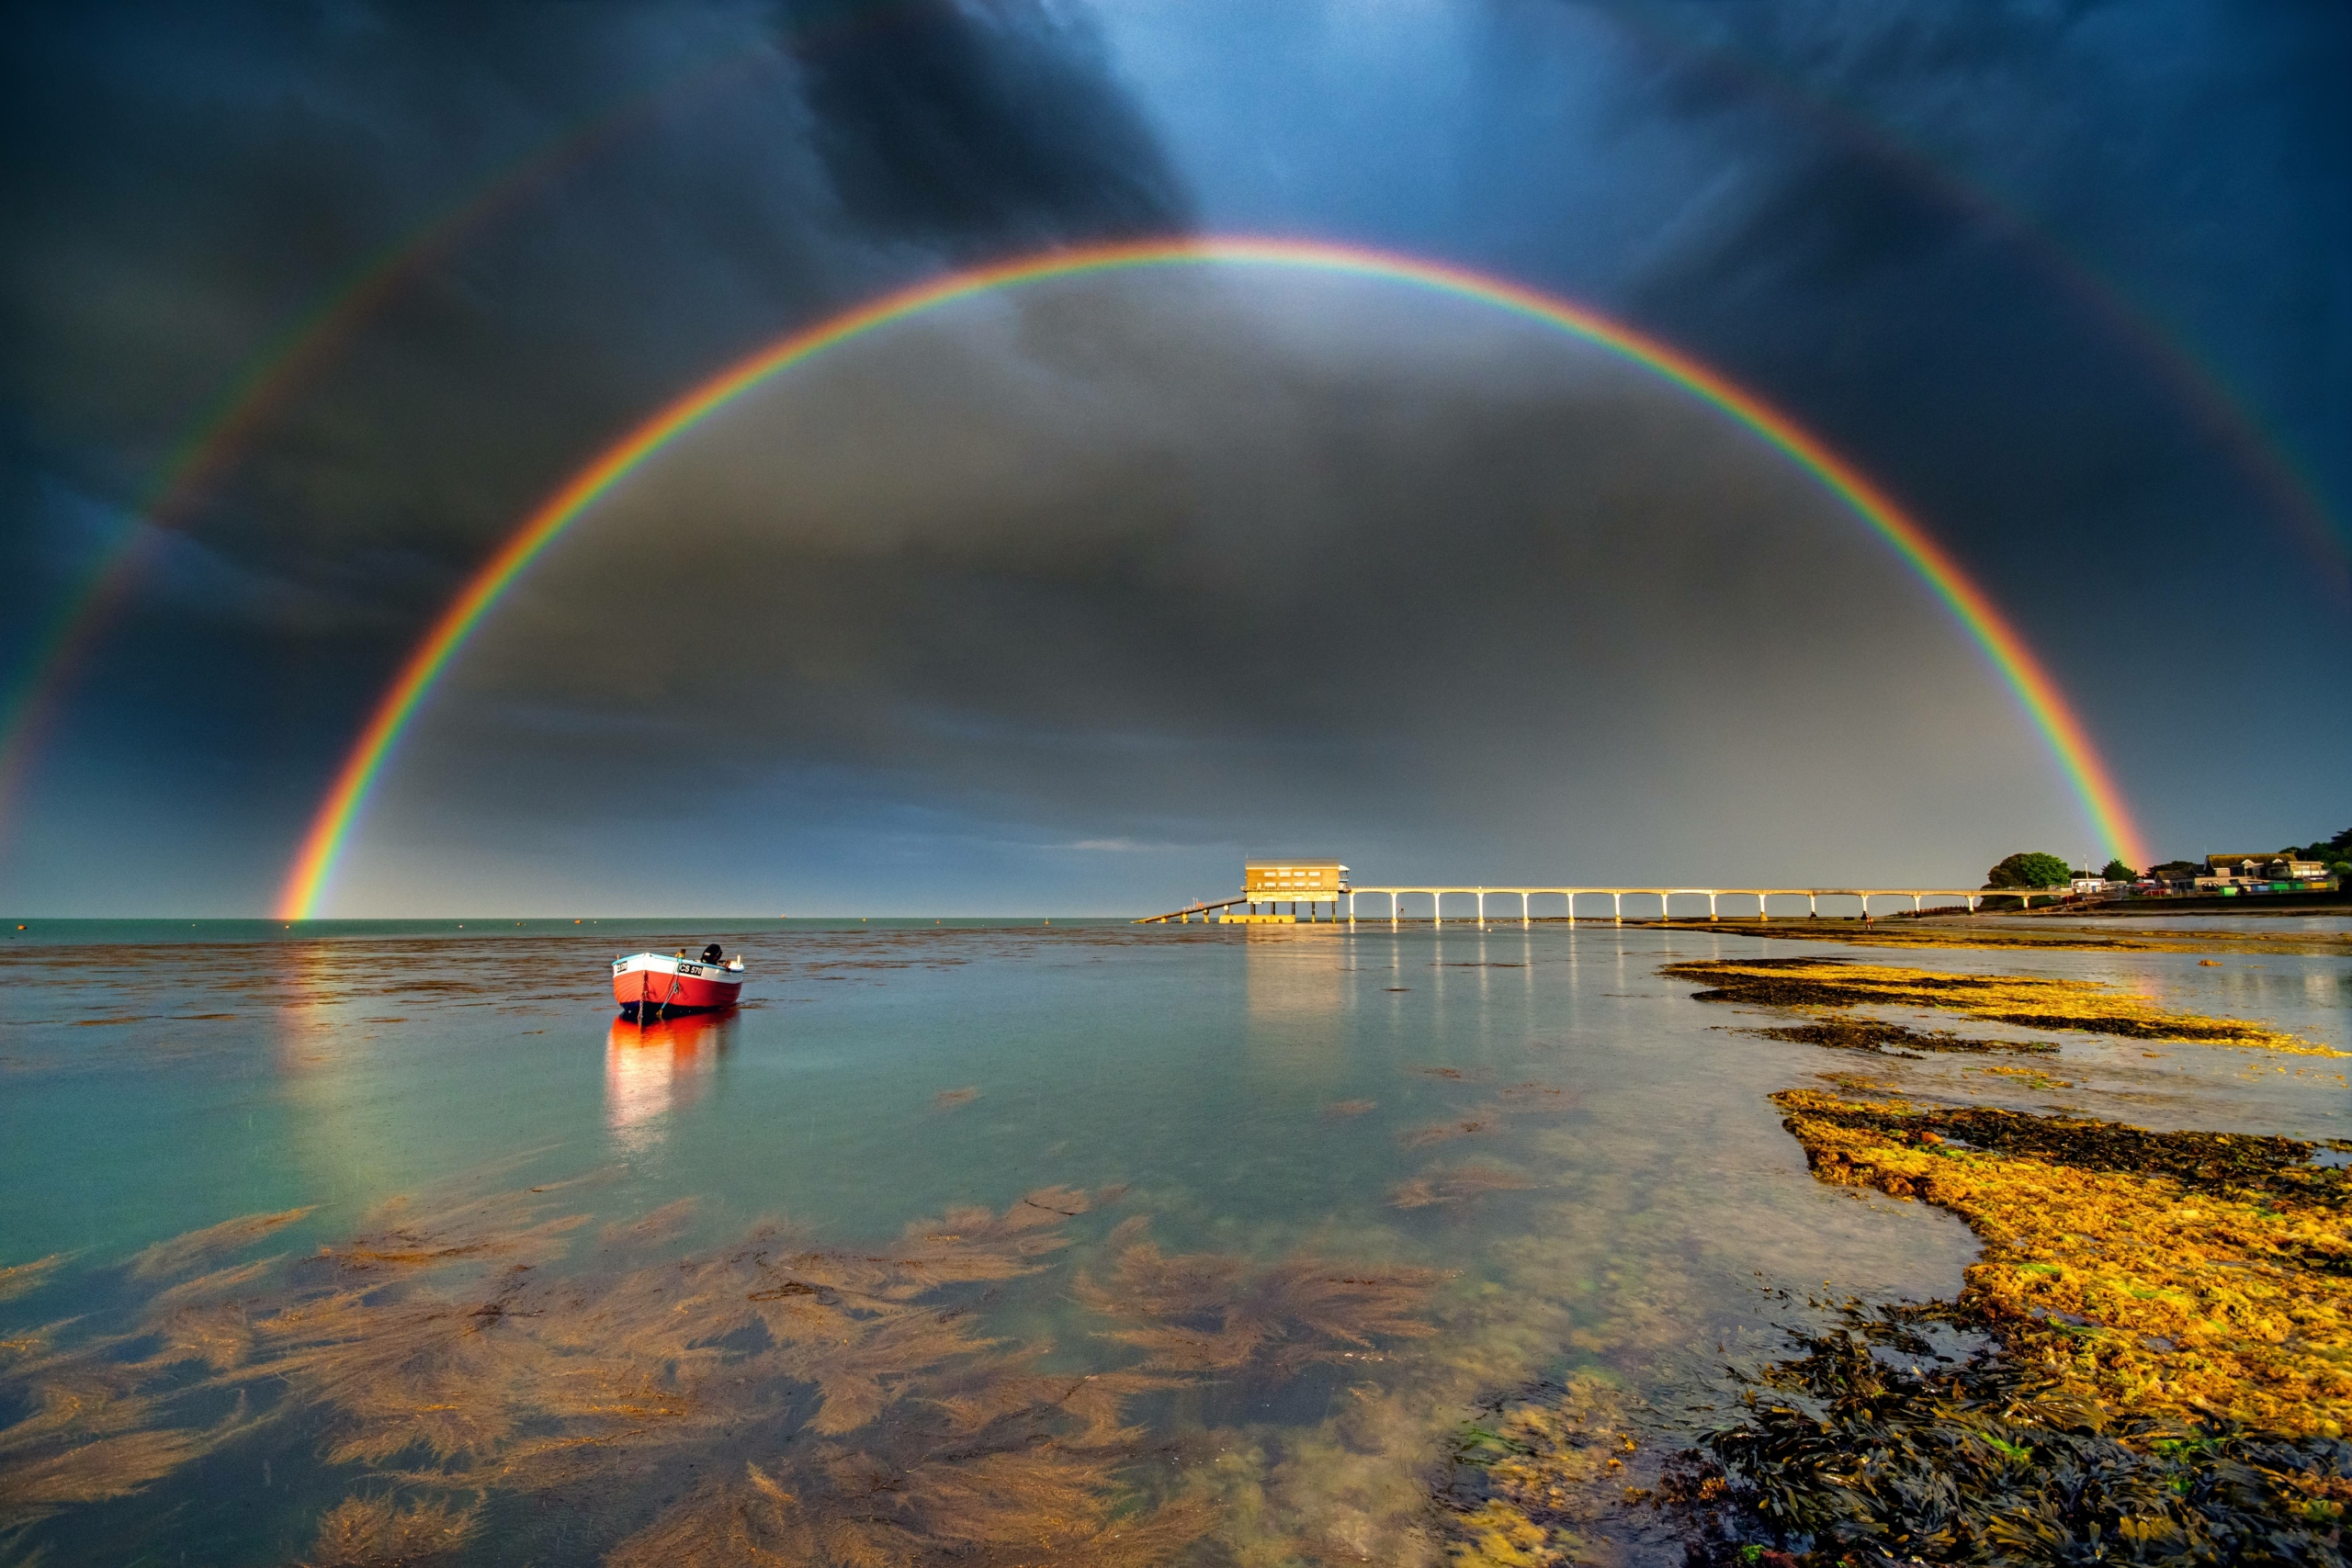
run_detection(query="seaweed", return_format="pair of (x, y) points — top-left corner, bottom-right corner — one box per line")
(1664, 958), (2333, 1055)
(1388, 1166), (1537, 1210)
(0, 1260), (62, 1308)
(0, 1181), (1131, 1547)
(1077, 1222), (1439, 1382)
(0, 1422), (227, 1519)
(1770, 1091), (2352, 1436)
(1778, 1092), (2347, 1208)
(1074, 1216), (1444, 1377)
(125, 1206), (312, 1279)
(1, 1166), (1449, 1561)
(1658, 1300), (2351, 1567)
(1966, 1064), (2077, 1091)
(1404, 1118), (1495, 1149)
(1436, 1373), (1640, 1567)
(1743, 1020), (2057, 1057)
(601, 1449), (1214, 1567)
(1399, 1081), (1577, 1149)
(301, 1495), (479, 1567)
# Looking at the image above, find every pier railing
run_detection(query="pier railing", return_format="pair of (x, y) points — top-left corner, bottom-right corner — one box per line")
(1139, 886), (2042, 925)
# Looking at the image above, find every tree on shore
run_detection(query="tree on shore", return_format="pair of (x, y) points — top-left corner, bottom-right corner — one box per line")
(1984, 852), (2071, 890)
(2286, 826), (2351, 868)
(2100, 859), (2136, 881)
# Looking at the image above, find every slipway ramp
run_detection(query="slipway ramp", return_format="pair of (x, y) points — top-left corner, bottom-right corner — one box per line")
(1135, 897), (1250, 925)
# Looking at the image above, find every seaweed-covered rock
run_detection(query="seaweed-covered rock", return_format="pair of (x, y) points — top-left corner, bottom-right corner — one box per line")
(1662, 958), (2334, 1055)
(1772, 1091), (2351, 1437)
(1668, 1303), (2350, 1567)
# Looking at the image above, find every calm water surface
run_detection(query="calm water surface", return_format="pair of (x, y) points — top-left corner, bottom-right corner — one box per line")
(1, 920), (2344, 1563)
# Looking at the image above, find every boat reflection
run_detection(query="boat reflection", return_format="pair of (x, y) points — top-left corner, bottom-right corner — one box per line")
(604, 1009), (733, 1152)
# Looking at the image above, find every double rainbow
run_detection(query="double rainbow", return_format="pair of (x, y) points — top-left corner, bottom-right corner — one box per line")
(276, 237), (2146, 917)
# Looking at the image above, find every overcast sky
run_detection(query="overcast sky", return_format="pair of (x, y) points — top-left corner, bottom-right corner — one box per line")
(3, 0), (2346, 914)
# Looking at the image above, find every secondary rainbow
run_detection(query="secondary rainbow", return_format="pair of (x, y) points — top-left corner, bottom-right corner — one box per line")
(0, 6), (923, 849)
(276, 236), (2147, 918)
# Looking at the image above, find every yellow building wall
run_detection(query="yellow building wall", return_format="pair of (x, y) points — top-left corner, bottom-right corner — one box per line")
(1243, 863), (1348, 897)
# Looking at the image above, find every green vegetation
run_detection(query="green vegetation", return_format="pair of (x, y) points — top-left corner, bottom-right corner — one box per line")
(1984, 852), (2070, 889)
(2100, 857), (2136, 881)
(2283, 825), (2352, 866)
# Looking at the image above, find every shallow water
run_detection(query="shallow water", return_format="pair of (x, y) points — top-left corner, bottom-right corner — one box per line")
(1, 920), (2343, 1563)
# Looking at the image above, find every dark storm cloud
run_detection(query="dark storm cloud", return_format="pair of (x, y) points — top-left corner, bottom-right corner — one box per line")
(3, 0), (1189, 578)
(1581, 0), (2352, 586)
(786, 0), (1189, 250)
(0, 0), (1192, 907)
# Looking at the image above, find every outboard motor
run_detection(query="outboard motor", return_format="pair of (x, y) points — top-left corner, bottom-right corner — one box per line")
(701, 942), (724, 965)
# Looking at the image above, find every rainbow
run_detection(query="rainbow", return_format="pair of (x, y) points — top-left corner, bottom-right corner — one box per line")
(276, 237), (2147, 917)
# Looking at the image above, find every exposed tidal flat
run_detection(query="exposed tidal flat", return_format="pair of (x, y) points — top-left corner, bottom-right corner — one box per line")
(0, 920), (2345, 1563)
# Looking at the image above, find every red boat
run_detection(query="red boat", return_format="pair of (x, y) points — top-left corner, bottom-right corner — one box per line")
(613, 944), (744, 1017)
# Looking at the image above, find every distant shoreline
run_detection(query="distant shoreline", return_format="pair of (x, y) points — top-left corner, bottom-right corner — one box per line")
(2020, 893), (2352, 918)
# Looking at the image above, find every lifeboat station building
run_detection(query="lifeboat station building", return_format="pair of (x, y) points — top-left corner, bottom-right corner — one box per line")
(1232, 860), (1351, 923)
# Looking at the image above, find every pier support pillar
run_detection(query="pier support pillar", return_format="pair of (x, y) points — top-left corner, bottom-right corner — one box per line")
(1708, 892), (1718, 920)
(1808, 894), (1817, 919)
(1476, 890), (1486, 929)
(1757, 893), (1770, 921)
(1566, 892), (1577, 928)
(1611, 893), (1622, 926)
(1521, 891), (1530, 929)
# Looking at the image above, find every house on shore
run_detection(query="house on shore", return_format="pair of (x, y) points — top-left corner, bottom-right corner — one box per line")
(2190, 853), (2331, 893)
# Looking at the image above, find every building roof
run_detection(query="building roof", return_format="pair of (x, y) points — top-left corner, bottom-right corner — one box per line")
(1244, 858), (1348, 869)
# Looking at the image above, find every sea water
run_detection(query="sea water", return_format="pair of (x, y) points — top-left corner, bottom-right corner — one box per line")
(1, 920), (2344, 1563)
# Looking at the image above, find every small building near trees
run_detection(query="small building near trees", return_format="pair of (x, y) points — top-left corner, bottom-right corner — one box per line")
(2200, 853), (2328, 889)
